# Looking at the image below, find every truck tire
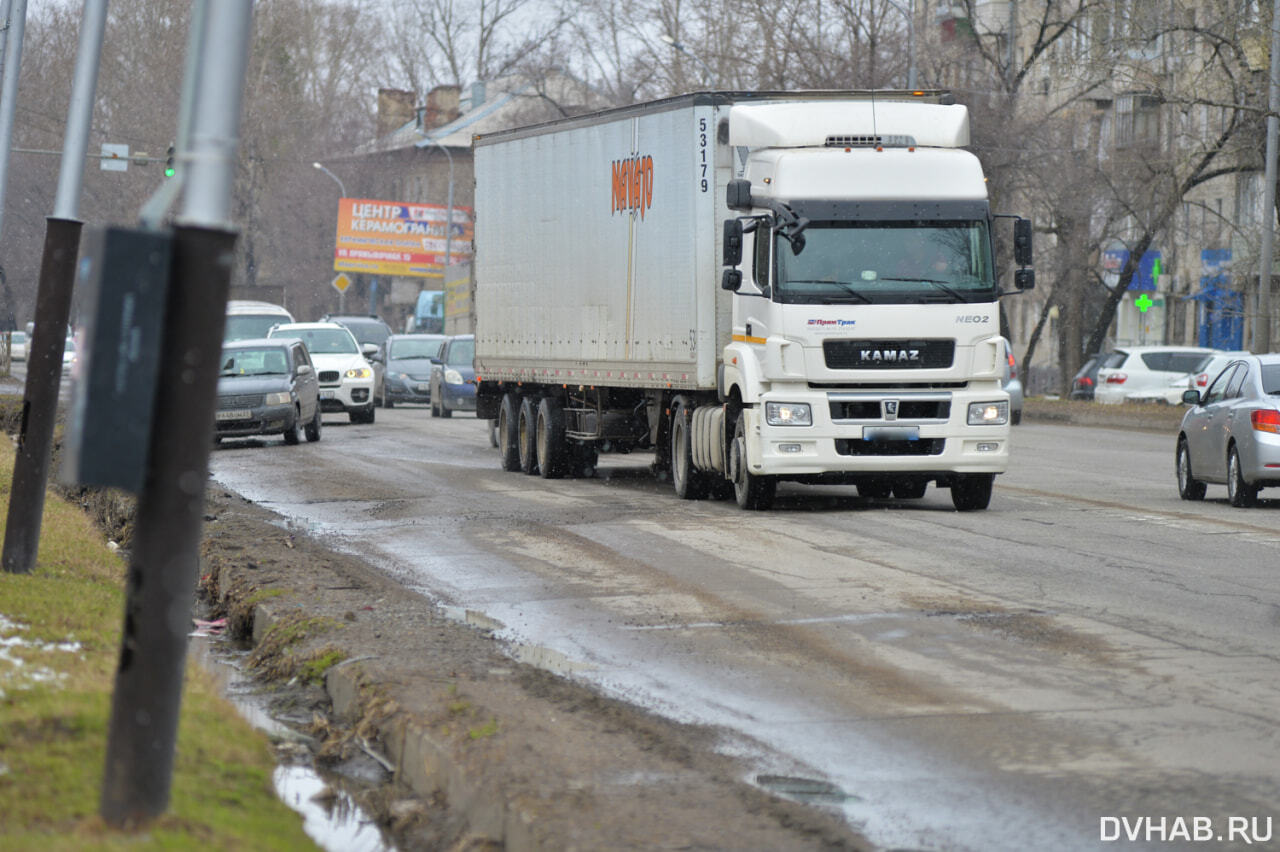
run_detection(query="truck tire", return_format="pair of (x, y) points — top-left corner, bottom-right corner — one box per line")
(671, 399), (709, 499)
(518, 396), (540, 475)
(950, 473), (994, 511)
(729, 411), (775, 510)
(497, 394), (521, 471)
(536, 397), (568, 478)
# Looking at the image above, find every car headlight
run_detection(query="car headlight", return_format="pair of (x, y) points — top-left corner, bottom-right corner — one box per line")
(264, 391), (291, 405)
(444, 368), (463, 385)
(345, 366), (372, 379)
(967, 400), (1009, 425)
(765, 402), (812, 426)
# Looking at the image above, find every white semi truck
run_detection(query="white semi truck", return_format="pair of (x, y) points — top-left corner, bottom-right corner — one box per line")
(472, 90), (1033, 510)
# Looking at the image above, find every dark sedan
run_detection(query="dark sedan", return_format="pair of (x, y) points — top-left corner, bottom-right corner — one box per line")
(215, 338), (321, 444)
(378, 333), (447, 407)
(430, 334), (476, 417)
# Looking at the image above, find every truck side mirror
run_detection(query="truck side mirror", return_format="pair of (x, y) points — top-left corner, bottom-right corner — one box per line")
(1015, 268), (1035, 290)
(723, 219), (743, 266)
(721, 269), (742, 291)
(726, 178), (753, 212)
(1014, 218), (1033, 267)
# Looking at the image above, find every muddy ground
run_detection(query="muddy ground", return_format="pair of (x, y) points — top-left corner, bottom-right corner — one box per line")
(200, 486), (871, 851)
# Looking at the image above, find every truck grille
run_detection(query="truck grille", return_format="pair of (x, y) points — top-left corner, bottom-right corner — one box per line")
(829, 399), (951, 420)
(823, 339), (954, 370)
(835, 438), (945, 456)
(219, 393), (264, 408)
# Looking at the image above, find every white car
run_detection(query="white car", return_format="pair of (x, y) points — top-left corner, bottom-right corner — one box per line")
(8, 330), (26, 361)
(1094, 345), (1218, 404)
(268, 322), (376, 423)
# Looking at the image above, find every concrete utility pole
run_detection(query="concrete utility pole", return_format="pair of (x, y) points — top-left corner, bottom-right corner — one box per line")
(99, 0), (254, 827)
(2, 0), (107, 576)
(0, 0), (26, 241)
(1256, 0), (1280, 353)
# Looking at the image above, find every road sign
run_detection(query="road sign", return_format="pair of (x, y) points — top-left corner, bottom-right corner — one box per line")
(100, 143), (128, 172)
(331, 273), (352, 294)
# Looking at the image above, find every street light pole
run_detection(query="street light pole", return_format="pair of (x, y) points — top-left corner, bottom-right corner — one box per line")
(660, 34), (715, 89)
(882, 0), (917, 89)
(312, 161), (346, 196)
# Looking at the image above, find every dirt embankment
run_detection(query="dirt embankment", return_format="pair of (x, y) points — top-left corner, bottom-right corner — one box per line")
(1, 394), (866, 850)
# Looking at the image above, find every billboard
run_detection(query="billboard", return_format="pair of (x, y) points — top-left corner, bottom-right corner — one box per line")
(332, 198), (473, 279)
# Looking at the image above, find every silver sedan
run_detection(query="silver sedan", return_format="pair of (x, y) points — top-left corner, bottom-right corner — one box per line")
(1176, 353), (1280, 506)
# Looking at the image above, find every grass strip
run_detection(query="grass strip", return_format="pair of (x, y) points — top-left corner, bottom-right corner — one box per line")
(0, 439), (317, 850)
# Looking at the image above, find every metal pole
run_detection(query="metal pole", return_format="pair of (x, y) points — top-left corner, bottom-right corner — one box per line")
(882, 0), (916, 89)
(1257, 0), (1280, 353)
(100, 0), (253, 826)
(659, 34), (714, 88)
(312, 160), (346, 196)
(2, 0), (107, 576)
(420, 139), (454, 269)
(0, 0), (27, 240)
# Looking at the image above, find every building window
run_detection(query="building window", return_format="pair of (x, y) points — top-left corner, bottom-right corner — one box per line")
(1115, 93), (1161, 147)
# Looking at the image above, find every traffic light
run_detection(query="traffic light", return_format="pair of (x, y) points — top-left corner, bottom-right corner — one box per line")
(164, 145), (175, 178)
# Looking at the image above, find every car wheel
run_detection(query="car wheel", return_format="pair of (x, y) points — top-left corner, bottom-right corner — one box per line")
(951, 473), (994, 511)
(729, 410), (775, 510)
(670, 398), (710, 500)
(440, 396), (452, 418)
(535, 396), (568, 479)
(305, 405), (322, 442)
(1176, 438), (1205, 501)
(892, 479), (928, 499)
(497, 394), (521, 471)
(283, 407), (302, 444)
(384, 393), (394, 409)
(1011, 410), (1022, 426)
(1227, 445), (1258, 507)
(517, 396), (540, 475)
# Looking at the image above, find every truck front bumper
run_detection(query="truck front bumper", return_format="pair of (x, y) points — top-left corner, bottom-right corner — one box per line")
(744, 387), (1010, 478)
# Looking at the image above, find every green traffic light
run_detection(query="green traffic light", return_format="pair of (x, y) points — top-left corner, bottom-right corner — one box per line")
(164, 166), (175, 178)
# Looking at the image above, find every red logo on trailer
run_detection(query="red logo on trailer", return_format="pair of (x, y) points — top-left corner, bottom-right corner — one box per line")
(611, 155), (654, 219)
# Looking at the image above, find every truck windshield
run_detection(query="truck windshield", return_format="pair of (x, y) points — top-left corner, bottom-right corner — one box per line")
(774, 220), (995, 304)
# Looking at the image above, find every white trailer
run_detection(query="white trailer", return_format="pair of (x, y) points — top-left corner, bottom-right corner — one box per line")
(473, 91), (1033, 510)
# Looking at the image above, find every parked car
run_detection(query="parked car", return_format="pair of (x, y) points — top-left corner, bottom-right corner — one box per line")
(1000, 336), (1023, 425)
(1176, 353), (1280, 507)
(214, 338), (321, 444)
(7, 330), (27, 361)
(379, 333), (447, 407)
(1183, 350), (1252, 395)
(429, 334), (476, 417)
(1069, 352), (1104, 400)
(1094, 346), (1218, 404)
(268, 322), (376, 423)
(224, 300), (294, 342)
(322, 314), (394, 405)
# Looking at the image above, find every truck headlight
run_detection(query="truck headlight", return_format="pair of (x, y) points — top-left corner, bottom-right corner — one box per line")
(967, 401), (1009, 425)
(345, 366), (372, 379)
(264, 392), (291, 405)
(765, 402), (812, 426)
(444, 368), (463, 385)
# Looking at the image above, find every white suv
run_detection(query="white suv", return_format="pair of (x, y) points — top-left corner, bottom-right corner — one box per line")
(1094, 346), (1217, 404)
(268, 322), (377, 423)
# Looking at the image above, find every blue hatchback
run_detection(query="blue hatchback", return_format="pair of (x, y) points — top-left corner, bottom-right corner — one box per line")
(430, 335), (476, 418)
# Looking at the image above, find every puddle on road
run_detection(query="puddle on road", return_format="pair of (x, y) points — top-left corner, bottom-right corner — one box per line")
(190, 637), (396, 852)
(438, 606), (597, 675)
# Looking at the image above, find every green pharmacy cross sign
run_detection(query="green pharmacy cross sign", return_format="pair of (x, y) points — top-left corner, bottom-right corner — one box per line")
(1136, 293), (1154, 313)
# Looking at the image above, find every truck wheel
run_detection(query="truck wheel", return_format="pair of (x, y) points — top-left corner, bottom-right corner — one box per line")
(536, 397), (567, 478)
(518, 396), (540, 475)
(729, 411), (775, 510)
(950, 473), (994, 511)
(671, 399), (709, 499)
(497, 394), (521, 471)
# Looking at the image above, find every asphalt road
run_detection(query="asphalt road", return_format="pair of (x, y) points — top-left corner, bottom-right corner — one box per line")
(209, 408), (1280, 851)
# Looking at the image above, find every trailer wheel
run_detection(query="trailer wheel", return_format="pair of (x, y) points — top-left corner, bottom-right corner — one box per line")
(536, 397), (568, 479)
(729, 411), (775, 510)
(671, 399), (709, 500)
(517, 396), (540, 475)
(497, 394), (521, 471)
